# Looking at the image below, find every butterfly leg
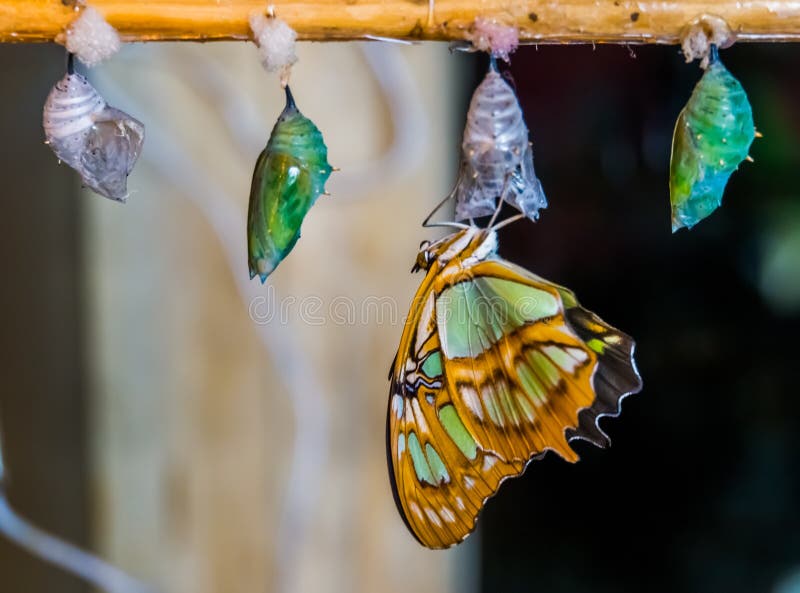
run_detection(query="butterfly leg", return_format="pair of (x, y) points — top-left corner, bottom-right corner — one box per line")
(422, 184), (472, 230)
(487, 171), (516, 228)
(422, 193), (455, 228)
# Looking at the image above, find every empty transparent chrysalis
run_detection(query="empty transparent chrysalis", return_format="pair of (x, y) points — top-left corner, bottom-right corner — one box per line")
(452, 57), (547, 222)
(43, 54), (144, 202)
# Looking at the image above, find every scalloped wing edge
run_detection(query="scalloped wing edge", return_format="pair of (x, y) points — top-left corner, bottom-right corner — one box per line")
(563, 305), (643, 448)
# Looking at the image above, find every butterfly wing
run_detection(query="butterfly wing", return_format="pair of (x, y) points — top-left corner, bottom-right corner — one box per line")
(388, 276), (526, 549)
(559, 298), (643, 447)
(387, 326), (526, 548)
(387, 256), (641, 549)
(442, 259), (642, 456)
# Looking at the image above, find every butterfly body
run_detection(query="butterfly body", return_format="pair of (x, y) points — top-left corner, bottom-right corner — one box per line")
(670, 47), (755, 231)
(247, 86), (332, 281)
(387, 227), (641, 548)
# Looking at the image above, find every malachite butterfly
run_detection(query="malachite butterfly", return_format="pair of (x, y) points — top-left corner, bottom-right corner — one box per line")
(451, 58), (547, 223)
(247, 86), (332, 282)
(670, 45), (756, 232)
(386, 225), (642, 548)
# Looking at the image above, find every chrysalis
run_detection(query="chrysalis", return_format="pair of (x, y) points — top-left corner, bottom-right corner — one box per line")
(247, 86), (332, 282)
(452, 58), (546, 222)
(43, 55), (144, 202)
(670, 45), (755, 231)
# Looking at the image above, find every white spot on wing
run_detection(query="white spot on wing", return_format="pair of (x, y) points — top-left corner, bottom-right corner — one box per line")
(412, 398), (429, 434)
(392, 394), (404, 419)
(455, 497), (465, 510)
(543, 345), (579, 373)
(461, 385), (483, 419)
(440, 507), (456, 523)
(425, 507), (443, 527)
(404, 400), (414, 425)
(410, 501), (423, 520)
(481, 383), (504, 426)
(482, 455), (497, 472)
(464, 476), (476, 489)
(567, 347), (589, 362)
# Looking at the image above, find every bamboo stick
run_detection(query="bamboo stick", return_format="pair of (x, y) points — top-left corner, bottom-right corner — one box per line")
(1, 0), (800, 44)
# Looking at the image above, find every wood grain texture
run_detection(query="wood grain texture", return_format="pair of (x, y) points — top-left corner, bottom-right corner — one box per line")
(2, 0), (800, 43)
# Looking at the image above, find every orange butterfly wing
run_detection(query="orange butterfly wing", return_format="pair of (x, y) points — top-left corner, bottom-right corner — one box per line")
(387, 324), (525, 548)
(387, 255), (641, 549)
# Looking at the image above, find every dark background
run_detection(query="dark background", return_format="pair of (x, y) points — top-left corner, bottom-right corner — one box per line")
(480, 45), (800, 593)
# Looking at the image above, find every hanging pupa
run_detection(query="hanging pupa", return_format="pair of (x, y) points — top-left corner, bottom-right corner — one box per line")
(43, 55), (144, 202)
(247, 86), (333, 282)
(670, 45), (756, 231)
(451, 57), (547, 222)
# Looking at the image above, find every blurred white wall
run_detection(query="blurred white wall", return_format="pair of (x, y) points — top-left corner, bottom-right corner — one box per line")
(85, 40), (479, 593)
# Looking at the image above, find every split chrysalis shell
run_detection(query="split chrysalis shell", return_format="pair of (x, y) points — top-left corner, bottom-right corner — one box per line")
(452, 60), (547, 221)
(670, 46), (755, 231)
(247, 86), (333, 282)
(43, 71), (144, 202)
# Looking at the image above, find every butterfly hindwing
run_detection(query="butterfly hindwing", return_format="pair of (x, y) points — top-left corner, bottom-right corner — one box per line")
(387, 282), (526, 548)
(387, 328), (525, 548)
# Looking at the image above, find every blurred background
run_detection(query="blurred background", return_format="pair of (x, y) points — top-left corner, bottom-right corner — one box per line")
(0, 39), (798, 593)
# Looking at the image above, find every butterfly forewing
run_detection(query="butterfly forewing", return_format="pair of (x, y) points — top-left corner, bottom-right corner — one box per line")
(436, 271), (599, 463)
(561, 306), (643, 446)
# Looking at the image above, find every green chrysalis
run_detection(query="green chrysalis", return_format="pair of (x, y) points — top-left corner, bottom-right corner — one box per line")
(669, 46), (755, 232)
(247, 86), (332, 282)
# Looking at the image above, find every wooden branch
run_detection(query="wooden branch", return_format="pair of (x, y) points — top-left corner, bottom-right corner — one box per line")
(2, 0), (800, 44)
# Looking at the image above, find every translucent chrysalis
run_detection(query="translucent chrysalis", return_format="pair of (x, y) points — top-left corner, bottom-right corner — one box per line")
(670, 46), (755, 231)
(247, 86), (332, 282)
(43, 55), (144, 202)
(452, 58), (547, 222)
